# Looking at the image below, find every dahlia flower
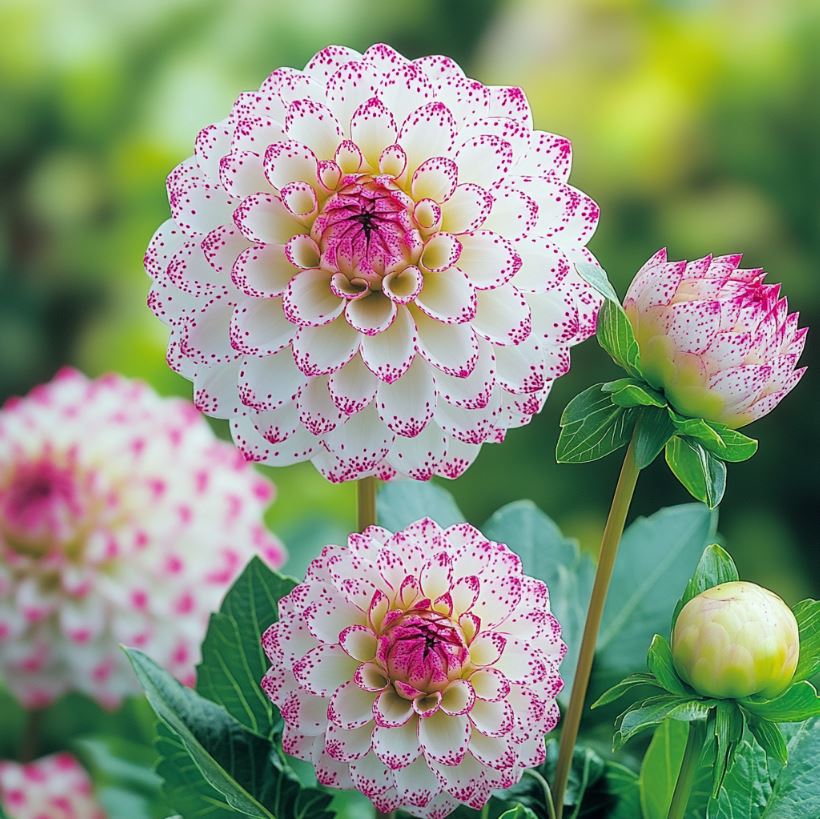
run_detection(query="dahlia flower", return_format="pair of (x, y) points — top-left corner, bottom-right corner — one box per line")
(261, 518), (564, 818)
(146, 42), (601, 482)
(0, 753), (105, 819)
(0, 368), (284, 708)
(624, 249), (807, 428)
(672, 581), (799, 700)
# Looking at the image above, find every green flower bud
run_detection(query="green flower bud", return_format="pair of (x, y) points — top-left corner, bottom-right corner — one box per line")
(672, 581), (799, 699)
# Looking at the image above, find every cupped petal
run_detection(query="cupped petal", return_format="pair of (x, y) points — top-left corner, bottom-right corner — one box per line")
(376, 356), (436, 437)
(283, 268), (345, 327)
(419, 710), (470, 766)
(412, 157), (458, 203)
(346, 292), (397, 336)
(284, 99), (344, 159)
(234, 193), (306, 244)
(374, 687), (415, 728)
(454, 134), (513, 189)
(291, 316), (361, 376)
(373, 718), (423, 769)
(413, 309), (479, 378)
(440, 184), (493, 234)
(230, 297), (296, 356)
(350, 97), (398, 168)
(328, 680), (378, 730)
(360, 306), (417, 383)
(472, 287), (531, 346)
(415, 268), (476, 324)
(263, 140), (320, 190)
(219, 150), (270, 199)
(457, 231), (521, 290)
(293, 643), (359, 697)
(468, 698), (514, 737)
(397, 102), (456, 174)
(238, 349), (308, 411)
(232, 243), (297, 298)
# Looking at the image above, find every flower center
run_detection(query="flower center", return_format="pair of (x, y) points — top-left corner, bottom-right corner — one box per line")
(380, 609), (468, 693)
(2, 461), (84, 552)
(312, 175), (418, 288)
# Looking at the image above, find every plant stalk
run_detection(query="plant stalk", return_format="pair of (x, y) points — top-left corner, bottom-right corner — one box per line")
(552, 436), (641, 818)
(357, 476), (378, 531)
(19, 709), (44, 763)
(667, 720), (705, 819)
(524, 767), (557, 819)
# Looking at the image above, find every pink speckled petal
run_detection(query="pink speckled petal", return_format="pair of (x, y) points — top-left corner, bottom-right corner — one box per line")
(179, 298), (236, 365)
(393, 755), (442, 806)
(303, 45), (361, 83)
(238, 349), (307, 411)
(374, 687), (416, 728)
(232, 243), (296, 298)
(326, 61), (381, 131)
(230, 116), (286, 155)
(328, 355), (378, 416)
(293, 644), (359, 696)
(457, 231), (521, 290)
(230, 297), (295, 356)
(433, 74), (490, 121)
(483, 188), (538, 239)
(663, 299), (723, 355)
(195, 120), (233, 181)
(455, 134), (513, 189)
(318, 404), (395, 483)
(234, 193), (306, 244)
(412, 157), (458, 203)
(360, 306), (417, 383)
(385, 421), (448, 480)
(346, 293), (397, 336)
(373, 717), (422, 769)
(292, 317), (361, 376)
(378, 64), (435, 127)
(512, 237), (570, 293)
(472, 287), (531, 346)
(517, 131), (572, 181)
(251, 402), (300, 445)
(415, 269), (476, 324)
(709, 364), (772, 411)
(230, 415), (317, 464)
(283, 268), (344, 327)
(494, 639), (547, 685)
(297, 376), (344, 436)
(350, 97), (398, 167)
(329, 680), (377, 730)
(440, 183), (493, 234)
(349, 751), (394, 797)
(284, 99), (343, 160)
(219, 150), (269, 199)
(397, 102), (456, 173)
(325, 721), (373, 762)
(470, 668), (510, 702)
(468, 697), (514, 737)
(263, 140), (320, 191)
(485, 86), (532, 127)
(414, 310), (479, 377)
(435, 341), (495, 410)
(419, 710), (470, 766)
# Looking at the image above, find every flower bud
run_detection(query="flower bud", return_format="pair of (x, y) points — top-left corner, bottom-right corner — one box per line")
(624, 250), (806, 428)
(672, 581), (799, 699)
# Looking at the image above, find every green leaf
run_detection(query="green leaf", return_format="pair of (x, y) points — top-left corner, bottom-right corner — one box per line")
(125, 648), (277, 818)
(708, 736), (772, 819)
(792, 599), (820, 683)
(591, 672), (665, 709)
(703, 423), (759, 463)
(633, 407), (676, 469)
(557, 384), (637, 463)
(73, 736), (164, 819)
(598, 762), (642, 819)
(762, 718), (820, 817)
(607, 379), (667, 409)
(482, 500), (594, 702)
(597, 299), (642, 376)
(647, 635), (689, 695)
(747, 718), (788, 765)
(378, 479), (465, 531)
(669, 413), (725, 448)
(592, 503), (717, 696)
(575, 261), (621, 303)
(712, 701), (745, 797)
(672, 543), (739, 625)
(614, 695), (713, 749)
(741, 680), (820, 722)
(665, 436), (727, 509)
(498, 806), (539, 819)
(197, 557), (296, 738)
(639, 718), (693, 819)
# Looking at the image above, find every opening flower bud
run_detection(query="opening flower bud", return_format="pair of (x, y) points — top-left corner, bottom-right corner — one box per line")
(671, 581), (799, 699)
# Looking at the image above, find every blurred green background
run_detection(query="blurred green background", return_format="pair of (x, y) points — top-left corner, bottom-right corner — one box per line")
(1, 0), (817, 610)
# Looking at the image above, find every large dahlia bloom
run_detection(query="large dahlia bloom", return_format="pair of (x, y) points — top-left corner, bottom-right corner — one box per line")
(261, 518), (564, 818)
(624, 250), (807, 428)
(146, 43), (601, 482)
(0, 753), (105, 819)
(0, 368), (284, 708)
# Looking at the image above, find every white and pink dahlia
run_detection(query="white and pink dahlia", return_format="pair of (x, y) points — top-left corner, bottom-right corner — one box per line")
(624, 250), (807, 428)
(0, 369), (284, 708)
(0, 753), (105, 819)
(146, 42), (601, 482)
(261, 518), (564, 818)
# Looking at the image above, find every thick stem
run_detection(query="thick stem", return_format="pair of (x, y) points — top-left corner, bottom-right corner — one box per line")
(357, 476), (378, 532)
(667, 721), (705, 819)
(19, 709), (44, 763)
(552, 437), (641, 818)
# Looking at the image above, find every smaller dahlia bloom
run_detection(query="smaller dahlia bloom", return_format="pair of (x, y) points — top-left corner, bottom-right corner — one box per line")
(624, 250), (807, 428)
(261, 518), (564, 818)
(0, 753), (105, 819)
(0, 368), (284, 708)
(672, 581), (799, 700)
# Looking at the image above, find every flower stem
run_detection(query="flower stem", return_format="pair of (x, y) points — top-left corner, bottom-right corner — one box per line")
(19, 709), (44, 763)
(524, 767), (557, 819)
(667, 720), (705, 819)
(357, 476), (378, 531)
(552, 436), (641, 818)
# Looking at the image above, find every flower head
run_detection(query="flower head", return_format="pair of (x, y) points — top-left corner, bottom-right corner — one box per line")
(146, 43), (601, 482)
(624, 249), (806, 428)
(261, 518), (564, 818)
(0, 753), (105, 819)
(672, 581), (799, 699)
(0, 368), (284, 708)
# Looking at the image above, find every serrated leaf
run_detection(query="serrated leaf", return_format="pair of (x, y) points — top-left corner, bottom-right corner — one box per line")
(672, 544), (739, 626)
(614, 695), (713, 749)
(747, 718), (788, 765)
(591, 672), (664, 709)
(378, 479), (465, 531)
(482, 500), (594, 702)
(197, 557), (296, 738)
(557, 384), (637, 463)
(125, 648), (277, 818)
(647, 635), (689, 695)
(633, 407), (676, 468)
(741, 680), (820, 722)
(665, 436), (726, 509)
(792, 599), (820, 683)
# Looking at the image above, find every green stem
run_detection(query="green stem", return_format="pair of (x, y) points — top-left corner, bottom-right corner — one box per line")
(552, 436), (641, 819)
(667, 721), (705, 819)
(19, 709), (44, 763)
(524, 767), (557, 819)
(357, 476), (378, 531)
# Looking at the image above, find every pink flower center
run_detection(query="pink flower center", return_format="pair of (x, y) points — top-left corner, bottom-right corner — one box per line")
(2, 461), (83, 550)
(380, 610), (468, 692)
(312, 175), (418, 288)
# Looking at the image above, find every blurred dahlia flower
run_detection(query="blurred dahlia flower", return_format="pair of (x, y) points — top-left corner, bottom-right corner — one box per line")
(0, 369), (284, 708)
(261, 518), (564, 818)
(146, 42), (601, 482)
(0, 753), (105, 819)
(624, 249), (807, 428)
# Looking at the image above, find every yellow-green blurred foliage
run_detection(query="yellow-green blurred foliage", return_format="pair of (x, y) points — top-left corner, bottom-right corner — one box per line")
(1, 0), (817, 599)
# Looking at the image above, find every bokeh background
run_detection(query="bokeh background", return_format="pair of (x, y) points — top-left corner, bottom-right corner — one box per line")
(1, 0), (817, 609)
